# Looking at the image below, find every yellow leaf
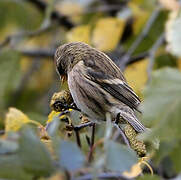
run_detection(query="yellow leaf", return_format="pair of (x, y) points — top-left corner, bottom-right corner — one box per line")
(66, 25), (91, 44)
(55, 1), (83, 17)
(5, 108), (41, 132)
(55, 1), (83, 23)
(20, 56), (33, 73)
(47, 111), (60, 124)
(124, 59), (148, 96)
(92, 17), (125, 52)
(0, 24), (18, 42)
(123, 162), (142, 178)
(47, 172), (65, 180)
(32, 60), (54, 90)
(21, 59), (54, 91)
(123, 157), (153, 178)
(178, 59), (181, 70)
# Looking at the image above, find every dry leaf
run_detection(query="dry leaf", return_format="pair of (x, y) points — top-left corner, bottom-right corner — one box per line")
(5, 107), (41, 132)
(123, 157), (153, 178)
(123, 162), (142, 178)
(92, 17), (125, 52)
(67, 25), (91, 44)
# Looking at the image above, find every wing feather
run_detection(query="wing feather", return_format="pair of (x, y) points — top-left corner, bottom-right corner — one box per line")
(85, 64), (141, 111)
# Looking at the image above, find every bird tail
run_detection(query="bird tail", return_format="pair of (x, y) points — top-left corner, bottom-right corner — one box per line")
(118, 111), (146, 133)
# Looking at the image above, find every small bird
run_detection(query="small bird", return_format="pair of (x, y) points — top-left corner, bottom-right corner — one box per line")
(54, 42), (146, 133)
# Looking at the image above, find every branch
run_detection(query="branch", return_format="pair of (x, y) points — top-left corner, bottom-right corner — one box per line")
(18, 48), (55, 58)
(147, 33), (165, 81)
(74, 122), (94, 131)
(88, 123), (96, 162)
(0, 0), (57, 50)
(28, 0), (74, 29)
(75, 130), (82, 148)
(85, 5), (122, 14)
(0, 24), (51, 50)
(72, 172), (133, 180)
(117, 6), (161, 70)
(113, 123), (131, 148)
(128, 51), (149, 65)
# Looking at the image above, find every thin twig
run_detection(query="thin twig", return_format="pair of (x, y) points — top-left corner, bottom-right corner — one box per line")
(73, 122), (94, 148)
(0, 0), (54, 50)
(75, 130), (81, 148)
(72, 172), (132, 180)
(85, 5), (122, 14)
(74, 122), (94, 131)
(18, 48), (55, 58)
(118, 6), (161, 69)
(85, 135), (91, 147)
(114, 123), (131, 148)
(88, 123), (96, 162)
(0, 25), (51, 50)
(28, 0), (74, 29)
(73, 122), (94, 149)
(112, 129), (121, 141)
(90, 123), (95, 147)
(147, 33), (165, 81)
(128, 51), (149, 64)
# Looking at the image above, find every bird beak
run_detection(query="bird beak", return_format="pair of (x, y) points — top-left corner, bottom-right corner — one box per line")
(60, 75), (67, 84)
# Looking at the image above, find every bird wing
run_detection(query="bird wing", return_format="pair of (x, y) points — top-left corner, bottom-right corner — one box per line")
(83, 51), (127, 81)
(83, 59), (141, 111)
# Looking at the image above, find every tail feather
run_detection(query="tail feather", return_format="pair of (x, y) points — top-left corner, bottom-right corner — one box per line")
(119, 111), (146, 133)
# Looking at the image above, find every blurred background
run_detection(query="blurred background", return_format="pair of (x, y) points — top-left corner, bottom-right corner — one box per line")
(0, 0), (180, 127)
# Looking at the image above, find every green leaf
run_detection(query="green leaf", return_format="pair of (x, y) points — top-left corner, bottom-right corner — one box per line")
(18, 127), (54, 177)
(141, 68), (181, 140)
(137, 174), (161, 180)
(153, 140), (177, 165)
(0, 155), (32, 180)
(170, 143), (181, 173)
(154, 53), (177, 69)
(0, 139), (19, 154)
(58, 140), (85, 171)
(0, 0), (42, 30)
(46, 116), (61, 137)
(105, 140), (138, 173)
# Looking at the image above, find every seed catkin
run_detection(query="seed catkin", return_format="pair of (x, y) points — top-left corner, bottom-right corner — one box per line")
(50, 90), (73, 112)
(124, 123), (146, 157)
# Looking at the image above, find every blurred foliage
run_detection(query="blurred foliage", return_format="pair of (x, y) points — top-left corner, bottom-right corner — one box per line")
(0, 0), (181, 179)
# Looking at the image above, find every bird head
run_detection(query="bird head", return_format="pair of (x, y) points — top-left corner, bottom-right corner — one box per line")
(54, 42), (91, 82)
